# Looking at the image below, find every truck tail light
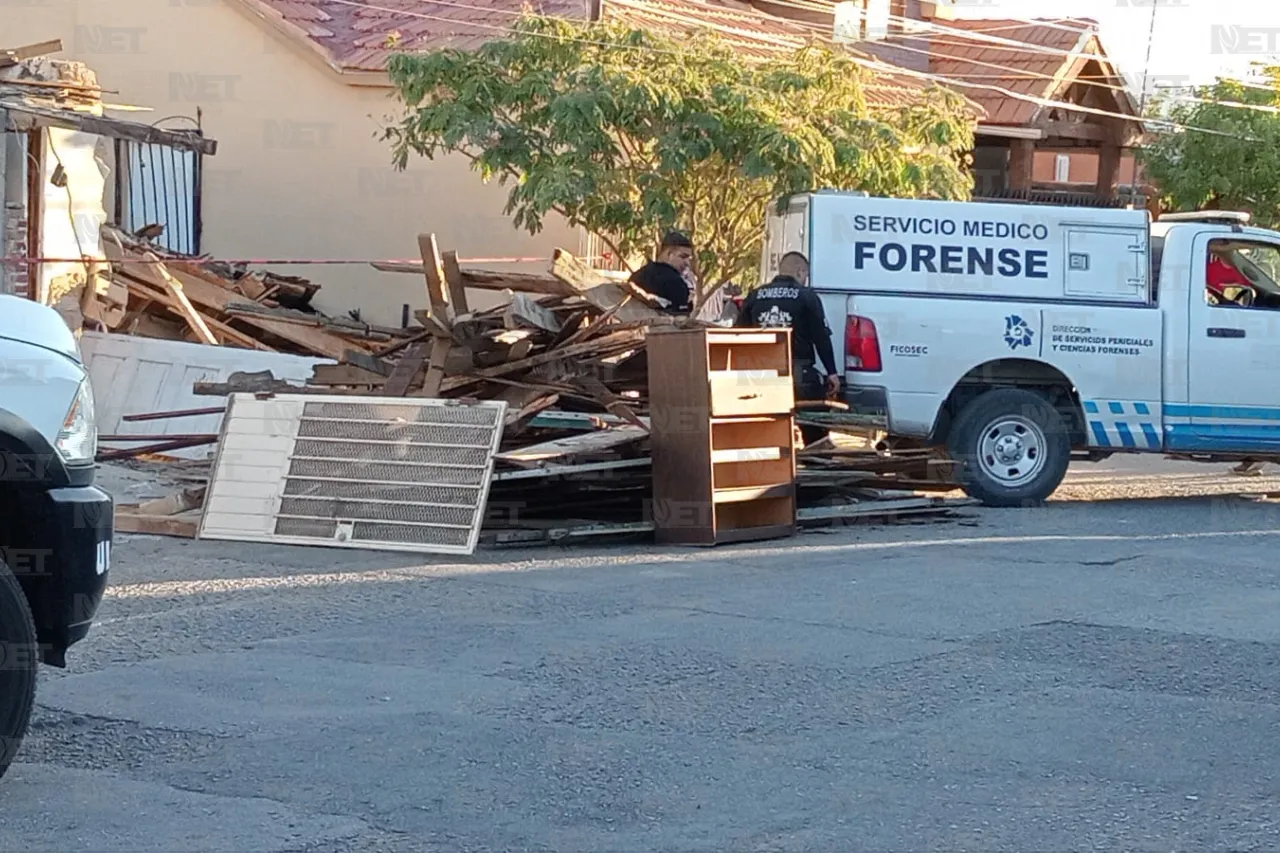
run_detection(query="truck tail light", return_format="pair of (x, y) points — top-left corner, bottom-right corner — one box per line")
(845, 315), (882, 372)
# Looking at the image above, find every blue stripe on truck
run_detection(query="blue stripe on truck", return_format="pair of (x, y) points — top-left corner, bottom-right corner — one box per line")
(1084, 400), (1162, 450)
(1164, 403), (1280, 421)
(1115, 422), (1136, 448)
(1090, 421), (1110, 447)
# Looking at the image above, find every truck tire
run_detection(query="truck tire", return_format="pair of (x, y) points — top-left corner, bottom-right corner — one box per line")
(0, 559), (37, 781)
(946, 388), (1071, 507)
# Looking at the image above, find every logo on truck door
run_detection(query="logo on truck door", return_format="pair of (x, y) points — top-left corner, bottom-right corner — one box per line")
(1004, 315), (1034, 350)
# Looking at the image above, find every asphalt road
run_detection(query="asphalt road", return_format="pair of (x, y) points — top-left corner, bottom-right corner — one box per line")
(5, 457), (1280, 852)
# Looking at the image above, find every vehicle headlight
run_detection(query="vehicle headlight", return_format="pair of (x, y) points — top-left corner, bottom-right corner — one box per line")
(56, 378), (98, 466)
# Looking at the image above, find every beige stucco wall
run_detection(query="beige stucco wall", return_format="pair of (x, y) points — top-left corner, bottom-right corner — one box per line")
(6, 0), (578, 327)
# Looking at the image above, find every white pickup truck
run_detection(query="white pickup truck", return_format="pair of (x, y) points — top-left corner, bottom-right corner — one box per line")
(0, 296), (112, 779)
(762, 191), (1280, 506)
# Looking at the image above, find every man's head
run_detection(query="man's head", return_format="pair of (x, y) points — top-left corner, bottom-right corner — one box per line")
(778, 251), (810, 284)
(657, 231), (694, 273)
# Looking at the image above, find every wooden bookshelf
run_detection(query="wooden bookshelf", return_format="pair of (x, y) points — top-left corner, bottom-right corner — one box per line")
(647, 326), (797, 546)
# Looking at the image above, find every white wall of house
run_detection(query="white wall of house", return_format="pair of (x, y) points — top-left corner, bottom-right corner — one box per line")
(5, 2), (579, 327)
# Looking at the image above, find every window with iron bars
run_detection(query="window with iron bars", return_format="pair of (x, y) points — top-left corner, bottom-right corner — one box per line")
(112, 135), (204, 255)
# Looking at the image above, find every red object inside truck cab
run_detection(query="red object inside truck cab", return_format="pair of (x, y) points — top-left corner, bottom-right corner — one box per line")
(1207, 254), (1250, 297)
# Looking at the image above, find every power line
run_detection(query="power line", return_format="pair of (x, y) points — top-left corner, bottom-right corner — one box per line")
(1136, 0), (1158, 120)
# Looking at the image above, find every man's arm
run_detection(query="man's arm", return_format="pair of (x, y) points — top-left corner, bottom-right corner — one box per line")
(803, 291), (840, 378)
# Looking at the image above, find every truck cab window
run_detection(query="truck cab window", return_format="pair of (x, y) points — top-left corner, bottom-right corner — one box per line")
(1206, 239), (1280, 309)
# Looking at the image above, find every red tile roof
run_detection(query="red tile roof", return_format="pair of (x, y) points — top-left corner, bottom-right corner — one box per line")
(920, 17), (1135, 126)
(239, 0), (593, 72)
(605, 0), (951, 108)
(232, 0), (974, 112)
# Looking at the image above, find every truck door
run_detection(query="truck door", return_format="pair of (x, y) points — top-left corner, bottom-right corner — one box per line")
(1182, 233), (1280, 451)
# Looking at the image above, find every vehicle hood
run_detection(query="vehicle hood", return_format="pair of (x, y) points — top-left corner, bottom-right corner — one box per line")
(0, 295), (82, 363)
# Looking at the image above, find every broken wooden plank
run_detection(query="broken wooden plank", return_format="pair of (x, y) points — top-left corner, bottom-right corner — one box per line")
(146, 252), (218, 345)
(104, 241), (370, 359)
(504, 292), (561, 334)
(222, 301), (394, 342)
(506, 339), (534, 362)
(193, 370), (308, 396)
(441, 328), (646, 390)
(490, 457), (651, 481)
(371, 329), (431, 359)
(337, 350), (394, 377)
(549, 248), (663, 322)
(572, 374), (649, 432)
(141, 290), (269, 351)
(548, 310), (589, 349)
(441, 249), (469, 316)
(101, 434), (219, 442)
(418, 233), (453, 327)
(383, 341), (430, 396)
(416, 337), (453, 398)
(122, 406), (226, 422)
(797, 497), (974, 522)
(311, 364), (391, 386)
(136, 486), (207, 517)
(549, 248), (610, 293)
(580, 281), (663, 323)
(494, 426), (649, 465)
(96, 436), (218, 460)
(373, 261), (574, 296)
(114, 509), (201, 538)
(111, 273), (272, 351)
(1, 40), (63, 68)
(412, 309), (453, 340)
(505, 392), (561, 428)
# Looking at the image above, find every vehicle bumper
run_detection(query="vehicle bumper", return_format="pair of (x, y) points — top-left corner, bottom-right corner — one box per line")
(842, 383), (890, 428)
(18, 485), (112, 664)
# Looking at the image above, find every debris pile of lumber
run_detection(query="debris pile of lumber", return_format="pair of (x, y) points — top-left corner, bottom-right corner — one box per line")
(106, 232), (976, 545)
(94, 224), (421, 361)
(190, 235), (678, 433)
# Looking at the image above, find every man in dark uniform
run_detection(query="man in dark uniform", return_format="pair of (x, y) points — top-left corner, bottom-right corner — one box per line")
(736, 251), (840, 445)
(629, 231), (695, 313)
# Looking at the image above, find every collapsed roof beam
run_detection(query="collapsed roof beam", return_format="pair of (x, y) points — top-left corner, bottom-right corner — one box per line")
(3, 103), (217, 155)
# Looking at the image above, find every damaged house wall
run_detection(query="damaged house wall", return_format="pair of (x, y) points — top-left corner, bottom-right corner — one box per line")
(40, 127), (109, 329)
(2, 48), (213, 335)
(1, 55), (110, 333)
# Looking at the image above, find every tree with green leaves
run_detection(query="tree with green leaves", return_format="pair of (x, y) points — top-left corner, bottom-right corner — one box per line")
(383, 15), (975, 305)
(1139, 69), (1280, 227)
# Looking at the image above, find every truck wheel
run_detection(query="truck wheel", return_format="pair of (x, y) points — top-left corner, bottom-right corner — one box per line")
(946, 388), (1071, 507)
(0, 560), (37, 781)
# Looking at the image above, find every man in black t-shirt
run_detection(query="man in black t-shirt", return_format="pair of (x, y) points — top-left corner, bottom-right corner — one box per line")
(629, 231), (695, 313)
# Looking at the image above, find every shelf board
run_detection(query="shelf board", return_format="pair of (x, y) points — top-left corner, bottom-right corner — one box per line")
(713, 523), (796, 545)
(706, 332), (780, 345)
(710, 369), (781, 380)
(711, 415), (788, 425)
(711, 446), (783, 464)
(713, 483), (795, 504)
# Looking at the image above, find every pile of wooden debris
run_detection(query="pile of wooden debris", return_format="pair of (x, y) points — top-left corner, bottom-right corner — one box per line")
(96, 228), (972, 547)
(94, 225), (414, 361)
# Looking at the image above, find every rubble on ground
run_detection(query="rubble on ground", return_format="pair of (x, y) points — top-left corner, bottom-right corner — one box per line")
(90, 226), (969, 547)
